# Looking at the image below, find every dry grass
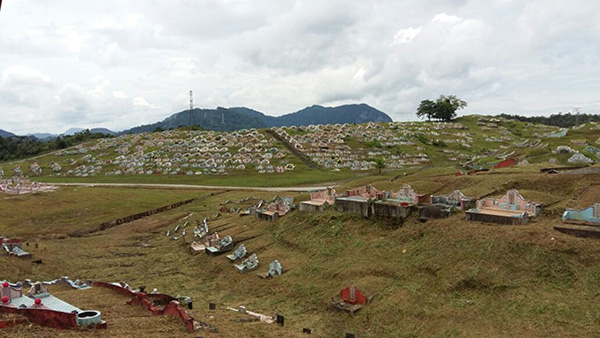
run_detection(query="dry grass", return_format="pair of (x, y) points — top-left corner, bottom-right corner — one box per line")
(2, 170), (600, 336)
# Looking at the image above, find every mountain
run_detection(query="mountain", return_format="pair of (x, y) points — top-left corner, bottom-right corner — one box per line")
(63, 127), (85, 136)
(268, 103), (392, 127)
(90, 128), (117, 136)
(29, 133), (57, 139)
(0, 129), (17, 138)
(122, 103), (393, 134)
(122, 107), (268, 134)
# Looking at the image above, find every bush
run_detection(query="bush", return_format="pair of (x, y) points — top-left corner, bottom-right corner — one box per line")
(432, 139), (446, 147)
(415, 133), (429, 144)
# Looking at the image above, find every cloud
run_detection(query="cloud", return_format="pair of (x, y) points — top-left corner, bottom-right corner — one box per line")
(393, 27), (422, 44)
(0, 0), (599, 134)
(113, 90), (127, 99)
(133, 97), (150, 107)
(432, 13), (463, 24)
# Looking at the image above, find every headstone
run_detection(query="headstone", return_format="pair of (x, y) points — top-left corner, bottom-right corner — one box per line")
(303, 328), (312, 334)
(209, 302), (216, 310)
(276, 314), (284, 326)
(346, 333), (356, 338)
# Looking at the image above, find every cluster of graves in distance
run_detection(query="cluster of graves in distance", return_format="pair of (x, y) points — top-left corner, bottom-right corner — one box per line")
(24, 129), (296, 178)
(4, 116), (600, 179)
(271, 117), (600, 171)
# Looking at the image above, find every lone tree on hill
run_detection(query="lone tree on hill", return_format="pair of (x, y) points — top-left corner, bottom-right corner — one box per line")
(416, 95), (467, 122)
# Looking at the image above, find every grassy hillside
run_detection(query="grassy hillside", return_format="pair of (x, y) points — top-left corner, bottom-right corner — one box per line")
(2, 167), (600, 336)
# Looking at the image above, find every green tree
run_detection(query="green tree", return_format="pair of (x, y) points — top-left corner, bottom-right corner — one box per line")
(373, 158), (385, 175)
(416, 95), (467, 122)
(435, 95), (467, 121)
(416, 100), (437, 121)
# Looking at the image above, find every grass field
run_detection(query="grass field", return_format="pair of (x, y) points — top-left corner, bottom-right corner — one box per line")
(33, 168), (361, 188)
(1, 167), (600, 336)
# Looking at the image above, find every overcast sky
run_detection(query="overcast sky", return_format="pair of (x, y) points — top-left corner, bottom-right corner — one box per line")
(1, 0), (599, 134)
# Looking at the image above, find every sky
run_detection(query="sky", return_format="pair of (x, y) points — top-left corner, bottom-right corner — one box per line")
(1, 0), (599, 134)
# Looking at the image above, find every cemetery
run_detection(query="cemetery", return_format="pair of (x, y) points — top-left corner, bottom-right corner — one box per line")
(3, 116), (600, 336)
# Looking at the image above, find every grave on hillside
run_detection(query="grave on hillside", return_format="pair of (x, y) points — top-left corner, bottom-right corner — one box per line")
(0, 281), (105, 329)
(330, 285), (375, 314)
(0, 237), (30, 258)
(226, 244), (247, 261)
(258, 260), (283, 279)
(555, 204), (600, 238)
(255, 196), (295, 221)
(205, 235), (234, 255)
(299, 187), (337, 211)
(466, 189), (541, 225)
(234, 253), (259, 273)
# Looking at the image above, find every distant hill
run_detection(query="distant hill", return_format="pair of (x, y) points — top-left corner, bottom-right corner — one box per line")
(29, 128), (117, 141)
(121, 103), (392, 134)
(29, 133), (56, 140)
(90, 128), (117, 136)
(0, 129), (16, 138)
(266, 103), (393, 127)
(62, 127), (85, 136)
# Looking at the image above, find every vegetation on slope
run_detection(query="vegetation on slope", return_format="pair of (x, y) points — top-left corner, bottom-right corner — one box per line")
(0, 129), (113, 162)
(500, 112), (600, 128)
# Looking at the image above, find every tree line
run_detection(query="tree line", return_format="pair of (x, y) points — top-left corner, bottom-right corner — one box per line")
(498, 113), (600, 128)
(0, 130), (112, 162)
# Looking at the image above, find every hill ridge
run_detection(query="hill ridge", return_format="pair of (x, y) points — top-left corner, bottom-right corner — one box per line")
(121, 103), (392, 134)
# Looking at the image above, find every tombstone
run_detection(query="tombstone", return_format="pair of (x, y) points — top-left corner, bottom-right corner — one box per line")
(346, 333), (356, 338)
(303, 328), (312, 334)
(209, 302), (216, 310)
(276, 314), (284, 326)
(226, 244), (247, 261)
(235, 254), (259, 273)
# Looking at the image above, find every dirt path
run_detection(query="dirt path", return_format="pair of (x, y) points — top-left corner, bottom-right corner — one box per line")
(50, 182), (334, 192)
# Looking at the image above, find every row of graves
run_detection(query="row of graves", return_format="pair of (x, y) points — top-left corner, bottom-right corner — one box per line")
(300, 184), (546, 226)
(303, 184), (600, 242)
(46, 129), (296, 177)
(300, 184), (426, 224)
(167, 206), (287, 278)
